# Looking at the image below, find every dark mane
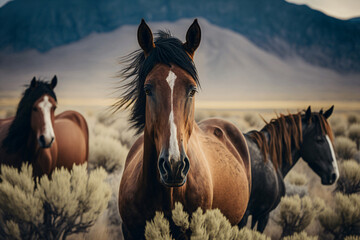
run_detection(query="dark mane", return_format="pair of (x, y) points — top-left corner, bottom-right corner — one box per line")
(114, 31), (199, 134)
(2, 79), (57, 154)
(247, 110), (333, 169)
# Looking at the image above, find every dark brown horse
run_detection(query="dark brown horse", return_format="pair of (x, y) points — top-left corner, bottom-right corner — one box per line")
(117, 19), (251, 239)
(239, 106), (338, 232)
(0, 76), (89, 177)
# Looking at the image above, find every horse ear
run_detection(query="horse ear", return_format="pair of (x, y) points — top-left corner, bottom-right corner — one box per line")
(30, 77), (37, 89)
(183, 19), (201, 58)
(323, 105), (334, 119)
(137, 19), (155, 56)
(50, 75), (57, 89)
(305, 106), (311, 121)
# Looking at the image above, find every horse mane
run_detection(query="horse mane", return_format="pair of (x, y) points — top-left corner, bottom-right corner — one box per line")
(114, 30), (199, 134)
(248, 110), (333, 169)
(2, 79), (57, 155)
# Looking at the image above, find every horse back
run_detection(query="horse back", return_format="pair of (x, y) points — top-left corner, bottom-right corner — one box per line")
(54, 111), (89, 168)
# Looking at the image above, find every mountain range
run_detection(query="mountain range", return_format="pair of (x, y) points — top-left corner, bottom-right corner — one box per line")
(0, 0), (359, 73)
(1, 19), (359, 102)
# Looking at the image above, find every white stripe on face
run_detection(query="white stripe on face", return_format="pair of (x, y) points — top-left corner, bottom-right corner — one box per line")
(326, 135), (339, 182)
(166, 70), (181, 161)
(38, 96), (55, 143)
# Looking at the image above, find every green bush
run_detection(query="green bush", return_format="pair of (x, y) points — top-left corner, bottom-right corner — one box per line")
(319, 193), (360, 240)
(335, 136), (357, 160)
(274, 195), (324, 237)
(348, 124), (360, 149)
(282, 231), (318, 240)
(336, 160), (360, 194)
(0, 163), (111, 240)
(144, 202), (270, 240)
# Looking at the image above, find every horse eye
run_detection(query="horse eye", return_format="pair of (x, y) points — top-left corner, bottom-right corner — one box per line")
(189, 87), (197, 97)
(315, 136), (324, 143)
(144, 88), (152, 96)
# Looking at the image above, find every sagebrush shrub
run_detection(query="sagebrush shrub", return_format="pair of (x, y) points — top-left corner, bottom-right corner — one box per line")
(144, 202), (270, 240)
(244, 113), (262, 127)
(345, 236), (360, 240)
(335, 136), (357, 160)
(336, 160), (360, 194)
(347, 113), (360, 125)
(88, 135), (128, 173)
(348, 124), (360, 149)
(275, 195), (324, 237)
(319, 193), (360, 239)
(282, 231), (318, 240)
(285, 182), (308, 197)
(330, 116), (348, 137)
(286, 171), (308, 186)
(0, 163), (111, 240)
(145, 212), (173, 240)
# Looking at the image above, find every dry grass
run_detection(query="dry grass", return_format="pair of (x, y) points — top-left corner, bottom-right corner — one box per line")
(348, 124), (360, 149)
(335, 136), (358, 160)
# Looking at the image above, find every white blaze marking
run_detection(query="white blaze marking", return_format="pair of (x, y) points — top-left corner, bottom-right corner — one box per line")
(38, 96), (55, 143)
(326, 135), (339, 181)
(166, 71), (180, 161)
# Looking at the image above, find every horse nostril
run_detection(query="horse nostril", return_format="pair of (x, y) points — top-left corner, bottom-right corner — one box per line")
(331, 173), (337, 182)
(39, 135), (45, 146)
(182, 157), (190, 176)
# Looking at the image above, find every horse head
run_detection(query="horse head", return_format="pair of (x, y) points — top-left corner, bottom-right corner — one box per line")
(30, 76), (57, 148)
(300, 105), (339, 185)
(137, 19), (201, 187)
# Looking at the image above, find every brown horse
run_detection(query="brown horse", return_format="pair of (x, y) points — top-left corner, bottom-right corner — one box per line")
(117, 19), (251, 239)
(0, 76), (89, 177)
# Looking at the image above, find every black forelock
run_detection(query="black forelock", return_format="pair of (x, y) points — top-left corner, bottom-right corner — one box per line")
(114, 30), (199, 134)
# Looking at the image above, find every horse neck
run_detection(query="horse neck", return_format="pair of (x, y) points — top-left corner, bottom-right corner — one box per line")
(261, 129), (302, 177)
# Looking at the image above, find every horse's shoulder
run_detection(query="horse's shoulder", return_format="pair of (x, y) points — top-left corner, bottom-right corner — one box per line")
(198, 118), (249, 155)
(198, 118), (251, 180)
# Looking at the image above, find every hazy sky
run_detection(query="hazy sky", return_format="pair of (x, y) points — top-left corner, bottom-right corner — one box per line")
(0, 0), (359, 19)
(286, 0), (360, 19)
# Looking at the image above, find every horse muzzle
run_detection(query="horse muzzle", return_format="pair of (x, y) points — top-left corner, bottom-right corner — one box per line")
(38, 135), (54, 148)
(321, 171), (338, 185)
(158, 153), (190, 187)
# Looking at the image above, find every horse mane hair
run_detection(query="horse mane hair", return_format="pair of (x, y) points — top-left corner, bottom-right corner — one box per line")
(2, 79), (57, 154)
(248, 110), (333, 170)
(114, 30), (199, 134)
